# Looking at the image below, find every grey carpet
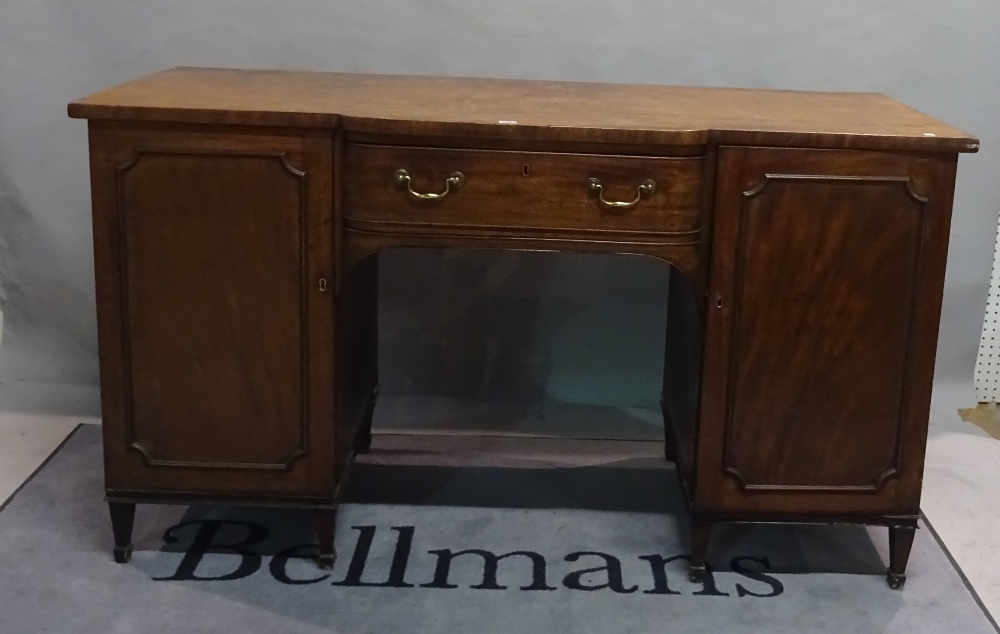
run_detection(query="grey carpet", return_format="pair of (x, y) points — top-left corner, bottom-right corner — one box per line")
(0, 424), (996, 634)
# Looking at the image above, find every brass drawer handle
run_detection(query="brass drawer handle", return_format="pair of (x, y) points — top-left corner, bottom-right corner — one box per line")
(586, 177), (657, 210)
(394, 168), (465, 201)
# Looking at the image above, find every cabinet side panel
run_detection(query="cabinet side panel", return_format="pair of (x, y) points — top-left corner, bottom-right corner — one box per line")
(663, 267), (702, 495)
(89, 123), (132, 490)
(335, 255), (378, 472)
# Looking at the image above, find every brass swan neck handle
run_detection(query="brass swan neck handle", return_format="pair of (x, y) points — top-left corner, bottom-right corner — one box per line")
(394, 169), (465, 201)
(586, 177), (656, 211)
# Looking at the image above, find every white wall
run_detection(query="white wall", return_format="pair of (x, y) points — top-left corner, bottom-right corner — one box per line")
(0, 1), (997, 408)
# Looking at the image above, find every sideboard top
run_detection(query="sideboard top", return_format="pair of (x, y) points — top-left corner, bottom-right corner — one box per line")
(68, 67), (978, 153)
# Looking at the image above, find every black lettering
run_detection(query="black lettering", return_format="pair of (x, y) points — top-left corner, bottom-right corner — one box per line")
(154, 520), (267, 581)
(332, 525), (378, 586)
(383, 526), (416, 588)
(421, 549), (556, 591)
(563, 551), (638, 594)
(638, 554), (684, 595)
(332, 526), (416, 588)
(731, 556), (783, 598)
(270, 544), (330, 585)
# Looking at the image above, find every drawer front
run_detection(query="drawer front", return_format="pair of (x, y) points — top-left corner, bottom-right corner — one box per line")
(343, 143), (704, 236)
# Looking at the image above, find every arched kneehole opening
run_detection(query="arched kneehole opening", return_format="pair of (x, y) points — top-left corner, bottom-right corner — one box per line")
(337, 247), (702, 494)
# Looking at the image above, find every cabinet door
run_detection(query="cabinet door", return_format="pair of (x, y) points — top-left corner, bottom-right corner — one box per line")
(697, 147), (957, 516)
(89, 124), (335, 500)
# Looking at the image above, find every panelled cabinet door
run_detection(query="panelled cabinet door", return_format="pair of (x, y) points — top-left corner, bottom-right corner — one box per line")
(89, 124), (336, 500)
(697, 147), (957, 516)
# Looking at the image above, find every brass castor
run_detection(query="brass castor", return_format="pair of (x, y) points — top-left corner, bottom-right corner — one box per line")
(113, 543), (133, 564)
(886, 570), (906, 590)
(688, 562), (706, 584)
(317, 550), (337, 570)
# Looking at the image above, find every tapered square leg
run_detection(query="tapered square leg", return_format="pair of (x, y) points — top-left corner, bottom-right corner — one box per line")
(316, 507), (338, 570)
(108, 502), (136, 564)
(887, 525), (916, 590)
(688, 520), (712, 583)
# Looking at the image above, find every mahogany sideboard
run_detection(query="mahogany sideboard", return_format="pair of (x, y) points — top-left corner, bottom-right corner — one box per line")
(68, 67), (979, 590)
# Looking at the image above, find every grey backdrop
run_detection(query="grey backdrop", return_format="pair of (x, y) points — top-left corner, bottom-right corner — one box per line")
(0, 1), (997, 415)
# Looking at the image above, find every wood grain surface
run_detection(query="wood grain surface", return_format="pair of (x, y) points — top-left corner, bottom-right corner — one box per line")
(697, 146), (958, 517)
(89, 124), (337, 498)
(343, 143), (704, 236)
(73, 69), (972, 586)
(69, 67), (979, 153)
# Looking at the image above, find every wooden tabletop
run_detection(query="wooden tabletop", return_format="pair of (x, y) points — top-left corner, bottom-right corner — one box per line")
(69, 67), (979, 153)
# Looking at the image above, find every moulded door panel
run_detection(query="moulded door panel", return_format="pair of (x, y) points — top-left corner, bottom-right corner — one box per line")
(89, 124), (336, 499)
(696, 147), (957, 516)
